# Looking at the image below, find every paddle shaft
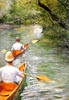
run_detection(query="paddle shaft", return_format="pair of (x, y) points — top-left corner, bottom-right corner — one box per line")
(24, 72), (37, 78)
(24, 72), (52, 83)
(1, 39), (38, 53)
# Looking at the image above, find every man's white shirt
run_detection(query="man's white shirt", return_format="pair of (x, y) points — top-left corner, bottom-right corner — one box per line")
(11, 42), (23, 50)
(0, 65), (22, 83)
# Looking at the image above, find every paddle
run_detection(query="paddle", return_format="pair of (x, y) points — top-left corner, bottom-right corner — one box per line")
(18, 64), (51, 83)
(1, 49), (7, 53)
(31, 39), (39, 44)
(0, 39), (39, 54)
(24, 72), (51, 83)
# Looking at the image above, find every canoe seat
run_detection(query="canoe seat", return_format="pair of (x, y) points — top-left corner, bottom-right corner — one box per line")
(0, 90), (12, 96)
(12, 50), (23, 57)
(0, 82), (18, 96)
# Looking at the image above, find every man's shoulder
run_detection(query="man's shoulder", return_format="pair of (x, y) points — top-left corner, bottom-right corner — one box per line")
(0, 66), (6, 70)
(14, 42), (22, 45)
(12, 66), (19, 70)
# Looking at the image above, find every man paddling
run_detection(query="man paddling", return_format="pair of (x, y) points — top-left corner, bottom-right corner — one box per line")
(11, 37), (28, 58)
(11, 37), (25, 51)
(0, 51), (24, 84)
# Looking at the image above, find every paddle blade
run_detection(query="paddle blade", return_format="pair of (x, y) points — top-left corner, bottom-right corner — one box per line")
(32, 40), (38, 44)
(1, 50), (7, 53)
(36, 75), (51, 82)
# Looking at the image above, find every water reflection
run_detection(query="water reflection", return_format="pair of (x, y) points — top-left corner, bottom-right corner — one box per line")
(0, 25), (68, 100)
(20, 47), (68, 100)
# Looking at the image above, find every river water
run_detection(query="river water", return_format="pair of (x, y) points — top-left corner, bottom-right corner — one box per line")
(0, 25), (69, 100)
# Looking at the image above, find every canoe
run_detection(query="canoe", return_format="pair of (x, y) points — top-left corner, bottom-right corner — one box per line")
(12, 43), (28, 57)
(0, 63), (26, 100)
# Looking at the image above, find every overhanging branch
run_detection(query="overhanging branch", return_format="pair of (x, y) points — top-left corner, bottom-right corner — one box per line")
(37, 0), (66, 29)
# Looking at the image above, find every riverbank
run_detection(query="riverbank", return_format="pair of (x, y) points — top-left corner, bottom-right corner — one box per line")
(0, 24), (20, 29)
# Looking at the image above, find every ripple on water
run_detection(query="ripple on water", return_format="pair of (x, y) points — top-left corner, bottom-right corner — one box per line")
(0, 26), (68, 100)
(20, 79), (67, 100)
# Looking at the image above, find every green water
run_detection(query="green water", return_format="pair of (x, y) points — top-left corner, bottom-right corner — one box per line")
(0, 25), (69, 100)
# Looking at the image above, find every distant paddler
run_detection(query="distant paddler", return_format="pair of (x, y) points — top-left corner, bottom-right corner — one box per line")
(11, 37), (26, 51)
(11, 37), (28, 57)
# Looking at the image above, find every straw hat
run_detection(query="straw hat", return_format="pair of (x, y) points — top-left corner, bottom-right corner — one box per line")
(5, 51), (14, 62)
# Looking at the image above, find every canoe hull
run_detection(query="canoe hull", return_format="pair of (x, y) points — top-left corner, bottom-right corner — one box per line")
(0, 63), (26, 100)
(12, 43), (28, 57)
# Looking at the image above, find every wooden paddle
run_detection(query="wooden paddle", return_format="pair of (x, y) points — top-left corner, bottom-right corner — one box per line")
(31, 39), (39, 44)
(0, 39), (38, 54)
(18, 64), (51, 83)
(1, 49), (7, 53)
(24, 72), (51, 83)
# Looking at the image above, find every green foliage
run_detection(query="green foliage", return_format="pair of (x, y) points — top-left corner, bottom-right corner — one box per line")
(0, 0), (11, 18)
(0, 0), (69, 48)
(10, 0), (38, 23)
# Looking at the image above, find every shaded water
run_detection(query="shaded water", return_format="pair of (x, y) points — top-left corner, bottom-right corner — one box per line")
(0, 25), (69, 100)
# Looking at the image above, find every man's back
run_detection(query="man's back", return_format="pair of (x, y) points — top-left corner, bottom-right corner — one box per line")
(11, 42), (23, 50)
(0, 65), (21, 83)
